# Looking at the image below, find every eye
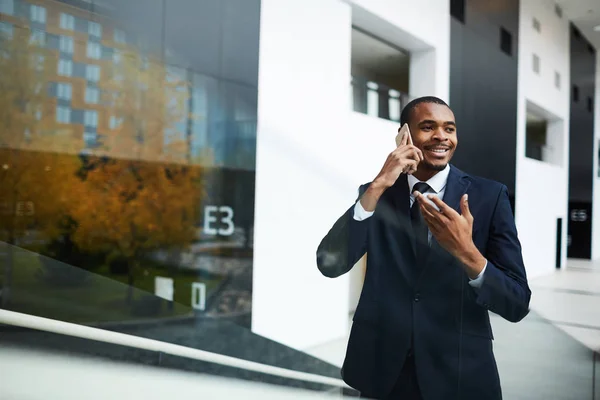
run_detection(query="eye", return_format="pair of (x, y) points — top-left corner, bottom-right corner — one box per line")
(422, 125), (433, 131)
(446, 127), (456, 133)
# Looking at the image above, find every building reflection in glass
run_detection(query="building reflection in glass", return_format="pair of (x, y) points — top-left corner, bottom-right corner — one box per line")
(0, 0), (259, 328)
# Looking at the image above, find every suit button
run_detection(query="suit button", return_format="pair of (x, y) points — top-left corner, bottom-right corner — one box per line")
(414, 293), (420, 302)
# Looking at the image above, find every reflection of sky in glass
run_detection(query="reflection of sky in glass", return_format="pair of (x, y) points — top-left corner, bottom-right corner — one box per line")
(190, 74), (212, 161)
(0, 0), (14, 15)
(161, 66), (256, 170)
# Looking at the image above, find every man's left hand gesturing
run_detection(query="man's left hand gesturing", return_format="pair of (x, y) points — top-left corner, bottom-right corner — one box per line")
(415, 192), (487, 279)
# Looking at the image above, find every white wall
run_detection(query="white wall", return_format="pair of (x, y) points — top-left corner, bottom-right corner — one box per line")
(515, 0), (571, 278)
(592, 54), (600, 259)
(253, 0), (450, 349)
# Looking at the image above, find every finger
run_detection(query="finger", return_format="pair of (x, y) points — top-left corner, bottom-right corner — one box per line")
(420, 204), (443, 232)
(403, 145), (423, 162)
(401, 159), (417, 174)
(400, 131), (408, 146)
(408, 148), (421, 162)
(428, 195), (457, 218)
(415, 192), (441, 217)
(396, 145), (421, 162)
(460, 194), (473, 221)
(414, 146), (424, 161)
(403, 160), (418, 174)
(415, 192), (439, 212)
(420, 203), (438, 224)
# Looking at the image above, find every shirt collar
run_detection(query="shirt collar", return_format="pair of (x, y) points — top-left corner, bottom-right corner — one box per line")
(407, 164), (451, 194)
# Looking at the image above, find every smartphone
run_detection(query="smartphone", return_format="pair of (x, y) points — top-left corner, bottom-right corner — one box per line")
(395, 123), (412, 147)
(394, 123), (430, 184)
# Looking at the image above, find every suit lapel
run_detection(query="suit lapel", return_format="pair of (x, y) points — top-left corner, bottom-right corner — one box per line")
(416, 165), (471, 287)
(440, 165), (470, 214)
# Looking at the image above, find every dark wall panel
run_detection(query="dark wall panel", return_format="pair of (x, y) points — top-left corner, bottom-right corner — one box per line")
(567, 24), (597, 259)
(449, 0), (519, 203)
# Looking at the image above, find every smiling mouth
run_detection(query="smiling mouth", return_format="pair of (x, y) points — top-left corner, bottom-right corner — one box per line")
(424, 146), (450, 155)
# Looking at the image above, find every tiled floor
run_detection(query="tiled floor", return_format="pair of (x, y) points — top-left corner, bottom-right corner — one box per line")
(304, 260), (600, 399)
(530, 260), (600, 351)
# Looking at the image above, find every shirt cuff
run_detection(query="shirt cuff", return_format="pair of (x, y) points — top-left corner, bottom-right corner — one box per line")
(353, 200), (374, 221)
(468, 260), (487, 288)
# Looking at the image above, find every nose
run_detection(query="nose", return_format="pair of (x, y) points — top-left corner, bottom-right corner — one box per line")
(432, 127), (449, 141)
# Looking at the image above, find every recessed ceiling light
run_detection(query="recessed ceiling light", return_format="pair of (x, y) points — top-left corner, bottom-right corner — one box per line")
(594, 25), (600, 32)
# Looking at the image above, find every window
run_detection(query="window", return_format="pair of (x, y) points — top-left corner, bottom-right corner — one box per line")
(35, 108), (43, 121)
(59, 36), (74, 53)
(57, 83), (72, 100)
(87, 42), (101, 59)
(500, 27), (512, 55)
(89, 22), (102, 38)
(85, 87), (99, 104)
(350, 28), (410, 122)
(525, 106), (563, 166)
(86, 65), (100, 81)
(33, 81), (43, 95)
(84, 131), (97, 147)
(109, 116), (122, 129)
(588, 97), (594, 113)
(0, 0), (14, 15)
(0, 22), (13, 38)
(114, 29), (125, 44)
(32, 54), (45, 71)
(525, 116), (546, 161)
(140, 56), (149, 70)
(84, 110), (98, 127)
(58, 59), (73, 76)
(532, 54), (540, 74)
(450, 0), (465, 23)
(30, 29), (45, 45)
(573, 85), (579, 102)
(365, 81), (379, 117)
(533, 18), (541, 33)
(30, 5), (46, 23)
(113, 50), (122, 64)
(56, 106), (71, 123)
(60, 13), (75, 30)
(555, 71), (561, 89)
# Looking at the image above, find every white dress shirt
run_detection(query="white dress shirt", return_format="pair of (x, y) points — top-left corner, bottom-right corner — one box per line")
(353, 165), (486, 287)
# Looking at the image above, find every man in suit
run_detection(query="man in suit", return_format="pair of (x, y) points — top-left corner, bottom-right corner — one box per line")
(316, 96), (531, 399)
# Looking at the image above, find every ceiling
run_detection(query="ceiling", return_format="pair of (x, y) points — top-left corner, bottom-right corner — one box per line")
(555, 0), (600, 49)
(350, 28), (410, 78)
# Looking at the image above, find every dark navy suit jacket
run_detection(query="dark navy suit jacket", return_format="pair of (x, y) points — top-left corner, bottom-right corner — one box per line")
(316, 165), (531, 399)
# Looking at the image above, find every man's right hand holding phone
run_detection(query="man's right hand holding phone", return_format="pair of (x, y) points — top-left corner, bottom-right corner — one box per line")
(359, 124), (423, 212)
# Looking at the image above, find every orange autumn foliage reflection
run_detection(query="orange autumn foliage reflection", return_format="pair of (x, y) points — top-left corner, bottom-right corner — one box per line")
(67, 38), (204, 299)
(0, 25), (79, 246)
(1, 26), (204, 302)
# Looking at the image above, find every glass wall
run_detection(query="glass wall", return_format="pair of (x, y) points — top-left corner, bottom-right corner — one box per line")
(0, 0), (259, 329)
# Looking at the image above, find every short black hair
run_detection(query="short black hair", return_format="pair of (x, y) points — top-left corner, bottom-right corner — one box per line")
(400, 96), (449, 126)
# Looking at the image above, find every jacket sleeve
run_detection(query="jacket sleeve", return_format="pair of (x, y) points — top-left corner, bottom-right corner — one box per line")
(316, 184), (371, 278)
(474, 185), (531, 322)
